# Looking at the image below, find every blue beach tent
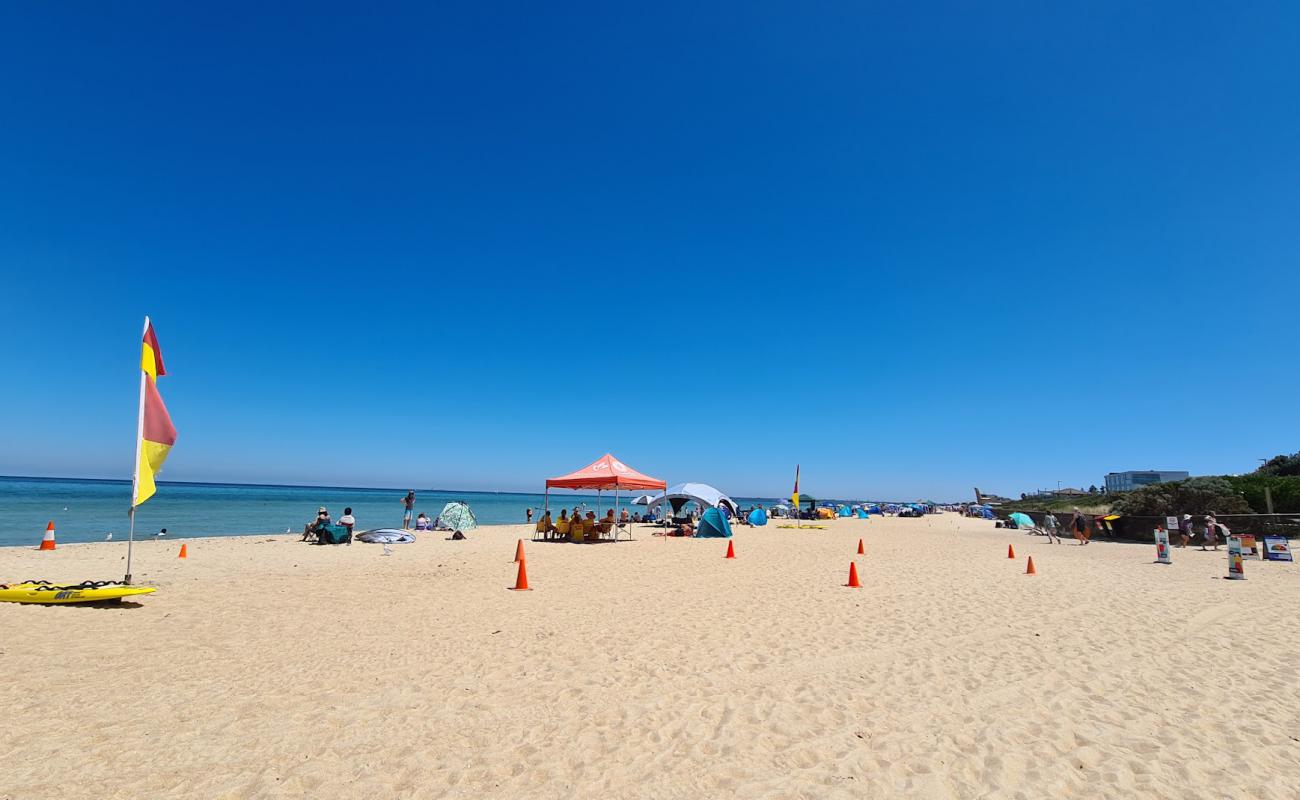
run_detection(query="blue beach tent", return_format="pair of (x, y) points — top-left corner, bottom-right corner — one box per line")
(856, 508), (869, 519)
(748, 507), (768, 526)
(696, 507), (733, 538)
(838, 506), (852, 517)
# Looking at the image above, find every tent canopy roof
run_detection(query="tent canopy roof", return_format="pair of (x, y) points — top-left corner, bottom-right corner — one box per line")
(545, 453), (667, 491)
(646, 482), (738, 514)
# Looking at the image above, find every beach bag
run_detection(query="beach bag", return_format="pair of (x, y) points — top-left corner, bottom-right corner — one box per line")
(317, 525), (352, 545)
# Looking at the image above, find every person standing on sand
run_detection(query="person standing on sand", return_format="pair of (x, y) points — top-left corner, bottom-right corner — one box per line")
(1201, 512), (1219, 551)
(401, 490), (416, 529)
(1070, 508), (1088, 545)
(526, 507), (533, 523)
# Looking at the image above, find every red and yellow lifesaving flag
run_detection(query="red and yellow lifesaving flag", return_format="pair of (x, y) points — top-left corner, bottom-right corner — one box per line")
(792, 464), (800, 509)
(132, 317), (177, 507)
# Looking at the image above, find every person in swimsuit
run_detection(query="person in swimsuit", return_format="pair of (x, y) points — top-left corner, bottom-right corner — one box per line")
(401, 490), (416, 529)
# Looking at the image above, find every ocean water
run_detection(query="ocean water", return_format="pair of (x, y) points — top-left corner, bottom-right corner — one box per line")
(0, 477), (778, 547)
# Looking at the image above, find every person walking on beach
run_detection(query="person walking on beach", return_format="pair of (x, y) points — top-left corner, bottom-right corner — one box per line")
(1041, 512), (1061, 544)
(1177, 514), (1192, 548)
(1070, 508), (1088, 545)
(1201, 512), (1220, 551)
(401, 490), (416, 529)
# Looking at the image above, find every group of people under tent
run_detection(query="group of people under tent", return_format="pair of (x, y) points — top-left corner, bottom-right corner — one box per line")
(533, 507), (630, 542)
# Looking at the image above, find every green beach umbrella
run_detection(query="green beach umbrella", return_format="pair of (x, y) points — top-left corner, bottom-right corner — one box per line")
(437, 501), (477, 532)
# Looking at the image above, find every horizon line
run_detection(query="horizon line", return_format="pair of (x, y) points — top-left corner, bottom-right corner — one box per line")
(0, 474), (943, 504)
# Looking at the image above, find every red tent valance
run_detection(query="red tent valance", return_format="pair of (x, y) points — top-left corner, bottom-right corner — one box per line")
(545, 453), (666, 492)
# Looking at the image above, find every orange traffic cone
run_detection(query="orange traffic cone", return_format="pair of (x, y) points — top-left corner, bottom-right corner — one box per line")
(725, 540), (736, 559)
(38, 521), (56, 551)
(1007, 544), (1015, 559)
(857, 538), (865, 555)
(1026, 556), (1037, 575)
(845, 562), (862, 588)
(178, 544), (188, 559)
(509, 559), (532, 591)
(513, 539), (526, 564)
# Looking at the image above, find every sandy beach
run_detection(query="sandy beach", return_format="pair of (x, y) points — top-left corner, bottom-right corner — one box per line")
(3, 513), (1298, 799)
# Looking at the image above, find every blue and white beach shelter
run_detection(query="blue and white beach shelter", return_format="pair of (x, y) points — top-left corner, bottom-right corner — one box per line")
(748, 507), (768, 526)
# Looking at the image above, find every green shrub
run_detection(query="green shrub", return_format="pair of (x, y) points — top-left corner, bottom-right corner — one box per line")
(1255, 452), (1300, 478)
(1226, 474), (1300, 514)
(1111, 476), (1251, 516)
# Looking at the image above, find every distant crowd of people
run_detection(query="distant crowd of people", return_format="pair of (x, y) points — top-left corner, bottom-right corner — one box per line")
(1010, 508), (1229, 549)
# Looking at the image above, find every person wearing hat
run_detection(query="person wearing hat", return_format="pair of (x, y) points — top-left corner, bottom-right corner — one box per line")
(1201, 512), (1220, 551)
(1177, 514), (1192, 548)
(1069, 507), (1089, 545)
(301, 507), (332, 542)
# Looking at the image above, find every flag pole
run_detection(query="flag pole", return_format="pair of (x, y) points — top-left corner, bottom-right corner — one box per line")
(126, 316), (149, 584)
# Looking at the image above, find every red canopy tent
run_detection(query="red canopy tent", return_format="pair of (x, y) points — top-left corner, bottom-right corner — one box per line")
(544, 453), (666, 517)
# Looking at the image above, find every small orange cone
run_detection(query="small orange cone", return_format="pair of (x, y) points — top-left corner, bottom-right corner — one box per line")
(509, 559), (532, 591)
(1026, 556), (1036, 575)
(178, 544), (188, 559)
(845, 562), (862, 588)
(38, 521), (56, 551)
(513, 539), (525, 563)
(857, 538), (865, 555)
(725, 540), (736, 559)
(1007, 544), (1015, 559)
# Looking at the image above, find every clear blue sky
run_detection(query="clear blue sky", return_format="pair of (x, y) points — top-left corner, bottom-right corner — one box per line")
(1, 2), (1296, 501)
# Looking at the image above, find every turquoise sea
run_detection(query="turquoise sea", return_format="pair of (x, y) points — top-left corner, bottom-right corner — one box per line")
(0, 477), (779, 547)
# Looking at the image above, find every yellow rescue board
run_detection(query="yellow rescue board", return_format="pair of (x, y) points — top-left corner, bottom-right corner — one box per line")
(0, 583), (157, 604)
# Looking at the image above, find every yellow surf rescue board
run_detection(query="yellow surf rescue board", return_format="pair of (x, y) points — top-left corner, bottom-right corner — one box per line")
(0, 582), (156, 604)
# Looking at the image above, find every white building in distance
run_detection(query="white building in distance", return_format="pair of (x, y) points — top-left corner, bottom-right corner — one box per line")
(1104, 470), (1190, 493)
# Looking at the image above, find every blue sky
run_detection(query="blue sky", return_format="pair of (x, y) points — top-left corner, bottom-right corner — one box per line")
(1, 2), (1296, 501)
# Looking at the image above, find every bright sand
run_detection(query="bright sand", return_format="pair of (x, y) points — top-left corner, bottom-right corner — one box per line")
(3, 514), (1299, 799)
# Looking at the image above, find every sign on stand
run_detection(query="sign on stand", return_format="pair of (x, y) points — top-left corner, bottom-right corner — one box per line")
(1237, 534), (1258, 557)
(1263, 536), (1294, 562)
(1166, 516), (1179, 533)
(1154, 528), (1172, 564)
(1226, 536), (1246, 580)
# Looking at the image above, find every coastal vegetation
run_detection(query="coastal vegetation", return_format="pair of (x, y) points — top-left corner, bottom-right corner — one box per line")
(1003, 451), (1300, 516)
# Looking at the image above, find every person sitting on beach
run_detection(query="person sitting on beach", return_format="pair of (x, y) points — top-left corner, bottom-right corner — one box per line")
(301, 507), (331, 541)
(414, 512), (431, 531)
(676, 520), (695, 537)
(554, 509), (571, 537)
(619, 508), (630, 523)
(535, 511), (555, 538)
(338, 507), (356, 534)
